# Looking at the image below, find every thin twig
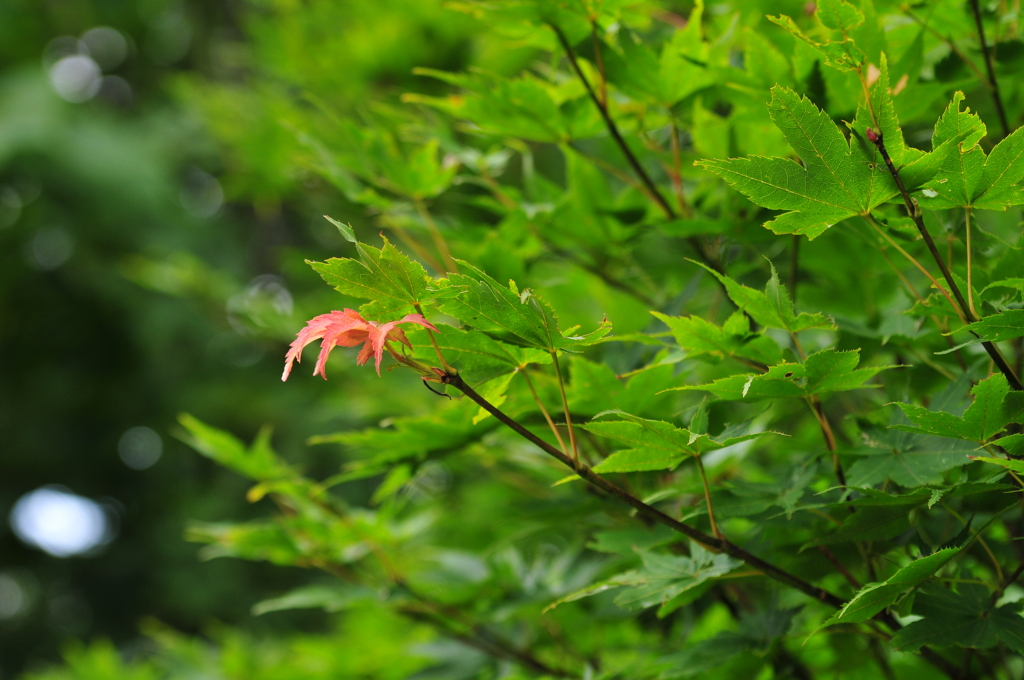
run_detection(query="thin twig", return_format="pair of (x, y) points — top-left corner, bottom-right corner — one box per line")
(902, 7), (991, 92)
(990, 562), (1024, 609)
(400, 607), (576, 677)
(590, 21), (607, 109)
(869, 636), (897, 680)
(818, 546), (862, 589)
(314, 513), (575, 677)
(862, 214), (963, 322)
(875, 244), (968, 372)
(520, 368), (570, 455)
(551, 24), (729, 280)
(669, 121), (690, 217)
(538, 235), (660, 307)
(551, 25), (676, 220)
(969, 0), (1012, 138)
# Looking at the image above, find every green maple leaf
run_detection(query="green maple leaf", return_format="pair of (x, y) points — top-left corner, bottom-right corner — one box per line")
(612, 545), (741, 617)
(768, 0), (866, 73)
(582, 411), (775, 473)
(437, 261), (611, 351)
(407, 325), (552, 386)
(309, 398), (492, 469)
(892, 374), (1024, 444)
(309, 216), (429, 316)
(178, 415), (292, 482)
(671, 349), (895, 401)
(918, 92), (1024, 210)
(652, 309), (783, 366)
(543, 542), (741, 619)
(961, 309), (1024, 343)
(690, 261), (834, 333)
(818, 548), (958, 628)
(696, 58), (964, 239)
(846, 421), (975, 488)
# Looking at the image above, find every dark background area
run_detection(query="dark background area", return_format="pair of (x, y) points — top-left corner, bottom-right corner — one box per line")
(0, 1), (486, 675)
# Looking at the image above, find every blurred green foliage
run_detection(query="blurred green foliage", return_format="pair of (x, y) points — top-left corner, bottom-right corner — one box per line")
(5, 0), (1024, 678)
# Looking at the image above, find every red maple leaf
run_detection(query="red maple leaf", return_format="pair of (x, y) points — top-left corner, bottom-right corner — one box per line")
(282, 309), (438, 380)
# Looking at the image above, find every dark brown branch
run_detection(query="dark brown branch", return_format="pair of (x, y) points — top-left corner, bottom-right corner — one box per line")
(442, 370), (966, 680)
(968, 0), (1011, 139)
(818, 546), (861, 589)
(867, 129), (1023, 390)
(442, 370), (845, 608)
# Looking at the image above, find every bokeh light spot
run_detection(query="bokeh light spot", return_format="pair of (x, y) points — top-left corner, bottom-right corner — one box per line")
(180, 168), (224, 219)
(9, 487), (115, 558)
(48, 55), (102, 103)
(118, 426), (163, 470)
(25, 227), (74, 271)
(81, 27), (128, 70)
(0, 573), (32, 621)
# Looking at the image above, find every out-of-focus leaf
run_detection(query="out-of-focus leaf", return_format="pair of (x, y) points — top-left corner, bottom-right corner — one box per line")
(178, 415), (291, 482)
(892, 583), (1024, 653)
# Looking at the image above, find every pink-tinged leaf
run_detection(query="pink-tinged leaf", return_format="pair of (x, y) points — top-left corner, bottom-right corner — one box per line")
(314, 312), (374, 379)
(284, 309), (442, 379)
(365, 315), (439, 375)
(283, 309), (368, 381)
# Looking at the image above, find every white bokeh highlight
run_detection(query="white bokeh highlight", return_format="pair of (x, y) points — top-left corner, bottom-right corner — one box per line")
(48, 55), (102, 103)
(9, 487), (115, 558)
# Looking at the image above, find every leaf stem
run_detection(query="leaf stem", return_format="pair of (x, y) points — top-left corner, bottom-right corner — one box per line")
(969, 0), (1012, 138)
(550, 352), (580, 467)
(442, 370), (847, 608)
(694, 453), (722, 539)
(380, 213), (446, 273)
(874, 244), (968, 372)
(413, 197), (459, 274)
(413, 303), (452, 372)
(520, 367), (570, 456)
(867, 132), (1024, 390)
(669, 121), (691, 217)
(965, 208), (979, 319)
(790, 235), (800, 307)
(861, 213), (963, 322)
